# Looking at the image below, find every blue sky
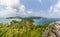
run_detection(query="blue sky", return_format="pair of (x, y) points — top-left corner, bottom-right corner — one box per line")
(0, 0), (60, 18)
(21, 0), (58, 11)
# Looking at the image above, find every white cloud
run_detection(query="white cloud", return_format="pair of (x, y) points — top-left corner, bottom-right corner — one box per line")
(0, 0), (47, 18)
(0, 0), (30, 18)
(19, 5), (26, 15)
(27, 11), (32, 14)
(0, 7), (17, 18)
(48, 0), (60, 18)
(0, 0), (20, 18)
(0, 0), (20, 7)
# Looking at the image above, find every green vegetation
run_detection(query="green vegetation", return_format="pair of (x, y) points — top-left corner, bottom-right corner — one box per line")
(0, 19), (50, 37)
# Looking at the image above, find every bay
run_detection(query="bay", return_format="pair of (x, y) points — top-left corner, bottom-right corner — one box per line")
(0, 18), (60, 25)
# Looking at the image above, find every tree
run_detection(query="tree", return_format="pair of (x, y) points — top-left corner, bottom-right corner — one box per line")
(20, 18), (35, 30)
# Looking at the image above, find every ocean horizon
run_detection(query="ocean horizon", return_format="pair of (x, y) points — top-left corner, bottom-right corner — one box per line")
(0, 18), (60, 25)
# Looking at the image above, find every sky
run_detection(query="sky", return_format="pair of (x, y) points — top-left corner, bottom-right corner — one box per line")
(0, 0), (60, 18)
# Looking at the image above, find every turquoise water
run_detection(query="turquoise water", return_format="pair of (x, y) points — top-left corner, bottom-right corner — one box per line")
(34, 18), (60, 25)
(0, 18), (60, 25)
(0, 18), (21, 24)
(35, 18), (60, 24)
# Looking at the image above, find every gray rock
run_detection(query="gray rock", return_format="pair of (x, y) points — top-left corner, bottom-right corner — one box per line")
(43, 21), (60, 37)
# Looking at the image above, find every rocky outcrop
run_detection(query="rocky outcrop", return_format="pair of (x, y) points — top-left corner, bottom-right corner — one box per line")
(43, 21), (60, 37)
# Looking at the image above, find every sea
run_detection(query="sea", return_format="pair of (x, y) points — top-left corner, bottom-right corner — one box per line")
(0, 18), (60, 25)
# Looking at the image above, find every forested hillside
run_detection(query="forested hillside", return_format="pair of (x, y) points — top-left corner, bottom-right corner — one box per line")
(0, 19), (49, 37)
